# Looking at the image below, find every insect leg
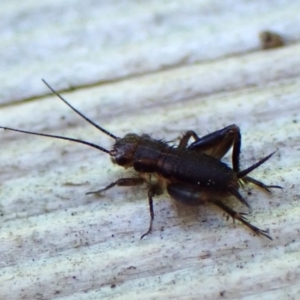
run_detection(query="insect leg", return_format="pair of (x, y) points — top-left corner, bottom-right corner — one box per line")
(167, 183), (271, 240)
(242, 176), (282, 192)
(178, 130), (200, 149)
(228, 186), (250, 208)
(140, 184), (163, 239)
(167, 183), (208, 206)
(210, 198), (272, 240)
(188, 124), (241, 172)
(237, 151), (282, 191)
(86, 177), (145, 195)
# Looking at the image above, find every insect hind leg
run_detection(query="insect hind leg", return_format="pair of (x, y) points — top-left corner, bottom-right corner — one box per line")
(243, 176), (282, 193)
(228, 186), (250, 208)
(210, 198), (272, 240)
(187, 124), (241, 172)
(167, 183), (272, 240)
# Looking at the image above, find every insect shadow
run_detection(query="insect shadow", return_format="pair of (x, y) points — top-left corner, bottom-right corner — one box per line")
(0, 80), (281, 240)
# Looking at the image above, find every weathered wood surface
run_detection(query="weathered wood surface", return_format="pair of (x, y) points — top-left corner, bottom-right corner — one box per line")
(0, 1), (300, 299)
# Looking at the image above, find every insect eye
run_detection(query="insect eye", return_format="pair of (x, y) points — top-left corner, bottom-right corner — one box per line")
(115, 156), (129, 166)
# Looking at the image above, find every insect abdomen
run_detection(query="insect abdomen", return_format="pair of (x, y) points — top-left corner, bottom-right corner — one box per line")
(133, 138), (236, 191)
(158, 149), (236, 191)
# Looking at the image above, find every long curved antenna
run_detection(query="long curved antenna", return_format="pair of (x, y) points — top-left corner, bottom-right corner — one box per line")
(0, 127), (111, 154)
(42, 79), (117, 140)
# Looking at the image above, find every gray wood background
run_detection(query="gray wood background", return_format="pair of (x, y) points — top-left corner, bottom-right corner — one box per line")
(0, 1), (300, 299)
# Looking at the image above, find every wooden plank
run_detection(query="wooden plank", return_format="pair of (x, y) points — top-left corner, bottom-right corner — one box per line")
(1, 0), (300, 102)
(0, 1), (300, 299)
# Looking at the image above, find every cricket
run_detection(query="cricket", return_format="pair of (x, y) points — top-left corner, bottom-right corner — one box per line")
(0, 80), (281, 240)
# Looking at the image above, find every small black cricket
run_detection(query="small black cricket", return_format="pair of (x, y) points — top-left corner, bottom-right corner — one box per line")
(0, 80), (281, 240)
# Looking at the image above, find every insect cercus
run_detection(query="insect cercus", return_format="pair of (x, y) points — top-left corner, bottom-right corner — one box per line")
(0, 80), (281, 240)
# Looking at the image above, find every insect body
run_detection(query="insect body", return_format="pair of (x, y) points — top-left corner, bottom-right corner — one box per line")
(0, 80), (281, 240)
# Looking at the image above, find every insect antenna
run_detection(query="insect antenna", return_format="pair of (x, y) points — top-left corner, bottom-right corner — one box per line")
(0, 79), (119, 155)
(42, 79), (117, 140)
(0, 127), (111, 154)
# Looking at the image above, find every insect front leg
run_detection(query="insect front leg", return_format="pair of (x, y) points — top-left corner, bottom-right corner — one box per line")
(167, 183), (272, 240)
(86, 177), (145, 195)
(187, 124), (241, 172)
